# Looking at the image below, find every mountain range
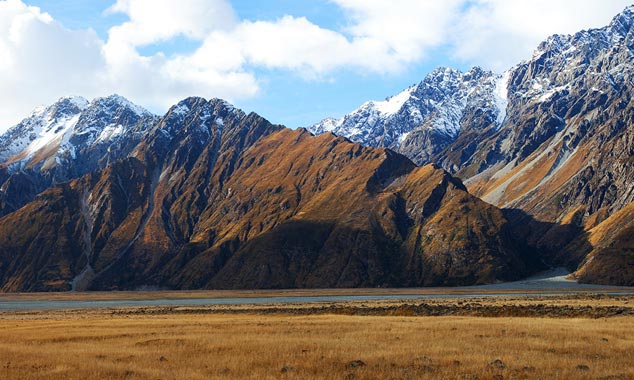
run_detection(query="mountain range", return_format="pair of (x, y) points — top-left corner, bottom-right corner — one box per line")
(309, 6), (634, 286)
(1, 7), (633, 291)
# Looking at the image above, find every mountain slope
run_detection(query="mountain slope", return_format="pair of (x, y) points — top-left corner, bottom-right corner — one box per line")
(564, 201), (634, 286)
(465, 7), (634, 224)
(0, 95), (156, 216)
(0, 98), (536, 291)
(307, 6), (634, 284)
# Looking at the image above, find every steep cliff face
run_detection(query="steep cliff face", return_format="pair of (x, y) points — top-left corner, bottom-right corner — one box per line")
(0, 98), (535, 291)
(466, 8), (634, 224)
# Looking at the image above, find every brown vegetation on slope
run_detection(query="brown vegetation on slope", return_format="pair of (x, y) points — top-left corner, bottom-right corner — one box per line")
(0, 98), (536, 291)
(571, 202), (634, 286)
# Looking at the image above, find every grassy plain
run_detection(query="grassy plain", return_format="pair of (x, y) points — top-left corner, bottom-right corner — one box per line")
(1, 295), (634, 380)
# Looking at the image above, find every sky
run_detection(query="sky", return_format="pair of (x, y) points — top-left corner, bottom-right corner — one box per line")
(0, 0), (632, 132)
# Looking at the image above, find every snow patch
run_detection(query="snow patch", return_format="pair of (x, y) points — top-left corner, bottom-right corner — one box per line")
(315, 117), (342, 133)
(93, 95), (150, 117)
(398, 132), (410, 145)
(23, 113), (81, 156)
(68, 96), (89, 110)
(493, 71), (511, 126)
(373, 86), (415, 116)
(171, 103), (190, 116)
(537, 85), (569, 102)
(94, 124), (124, 144)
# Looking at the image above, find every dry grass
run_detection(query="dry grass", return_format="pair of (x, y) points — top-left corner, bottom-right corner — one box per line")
(1, 300), (634, 380)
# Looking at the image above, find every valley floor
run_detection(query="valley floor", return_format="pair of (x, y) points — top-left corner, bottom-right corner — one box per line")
(1, 295), (634, 380)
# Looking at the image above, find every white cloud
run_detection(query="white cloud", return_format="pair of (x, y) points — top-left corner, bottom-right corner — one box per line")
(0, 0), (258, 130)
(0, 0), (106, 128)
(106, 0), (236, 46)
(334, 0), (462, 64)
(0, 0), (633, 131)
(452, 0), (634, 71)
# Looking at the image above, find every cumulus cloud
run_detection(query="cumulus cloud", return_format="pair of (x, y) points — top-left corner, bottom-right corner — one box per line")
(334, 0), (462, 66)
(0, 0), (106, 128)
(106, 0), (236, 47)
(0, 0), (632, 130)
(452, 0), (633, 71)
(0, 0), (259, 130)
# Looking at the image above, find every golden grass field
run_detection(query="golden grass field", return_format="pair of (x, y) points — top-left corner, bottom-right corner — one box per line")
(1, 295), (634, 380)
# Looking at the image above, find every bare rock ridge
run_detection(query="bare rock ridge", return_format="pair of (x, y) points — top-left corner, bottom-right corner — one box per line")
(308, 5), (634, 285)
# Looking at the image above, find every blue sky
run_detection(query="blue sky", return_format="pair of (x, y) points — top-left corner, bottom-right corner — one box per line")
(0, 0), (631, 130)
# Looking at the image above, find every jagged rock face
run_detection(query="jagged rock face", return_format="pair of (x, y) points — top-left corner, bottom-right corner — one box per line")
(306, 6), (634, 284)
(308, 7), (634, 229)
(0, 98), (535, 291)
(0, 95), (156, 215)
(465, 6), (634, 224)
(308, 67), (505, 168)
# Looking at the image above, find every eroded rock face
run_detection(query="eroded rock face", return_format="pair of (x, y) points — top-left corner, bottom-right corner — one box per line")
(0, 98), (536, 291)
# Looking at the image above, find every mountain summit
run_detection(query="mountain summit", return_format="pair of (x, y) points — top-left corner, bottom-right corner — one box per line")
(308, 67), (506, 167)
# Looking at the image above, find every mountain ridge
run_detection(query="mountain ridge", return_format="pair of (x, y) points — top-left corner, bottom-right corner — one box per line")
(0, 97), (541, 291)
(2, 6), (634, 290)
(306, 5), (634, 284)
(0, 94), (156, 216)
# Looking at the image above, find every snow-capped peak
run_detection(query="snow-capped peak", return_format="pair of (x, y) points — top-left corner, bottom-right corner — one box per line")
(307, 66), (501, 151)
(0, 94), (153, 168)
(66, 96), (90, 110)
(90, 94), (152, 117)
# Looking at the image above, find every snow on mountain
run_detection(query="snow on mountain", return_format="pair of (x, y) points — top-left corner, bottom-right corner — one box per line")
(493, 71), (510, 125)
(373, 85), (417, 116)
(158, 97), (245, 143)
(0, 96), (88, 164)
(0, 94), (154, 171)
(307, 67), (506, 159)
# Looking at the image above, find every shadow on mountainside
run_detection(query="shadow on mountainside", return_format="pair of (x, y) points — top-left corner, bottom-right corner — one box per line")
(503, 208), (591, 274)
